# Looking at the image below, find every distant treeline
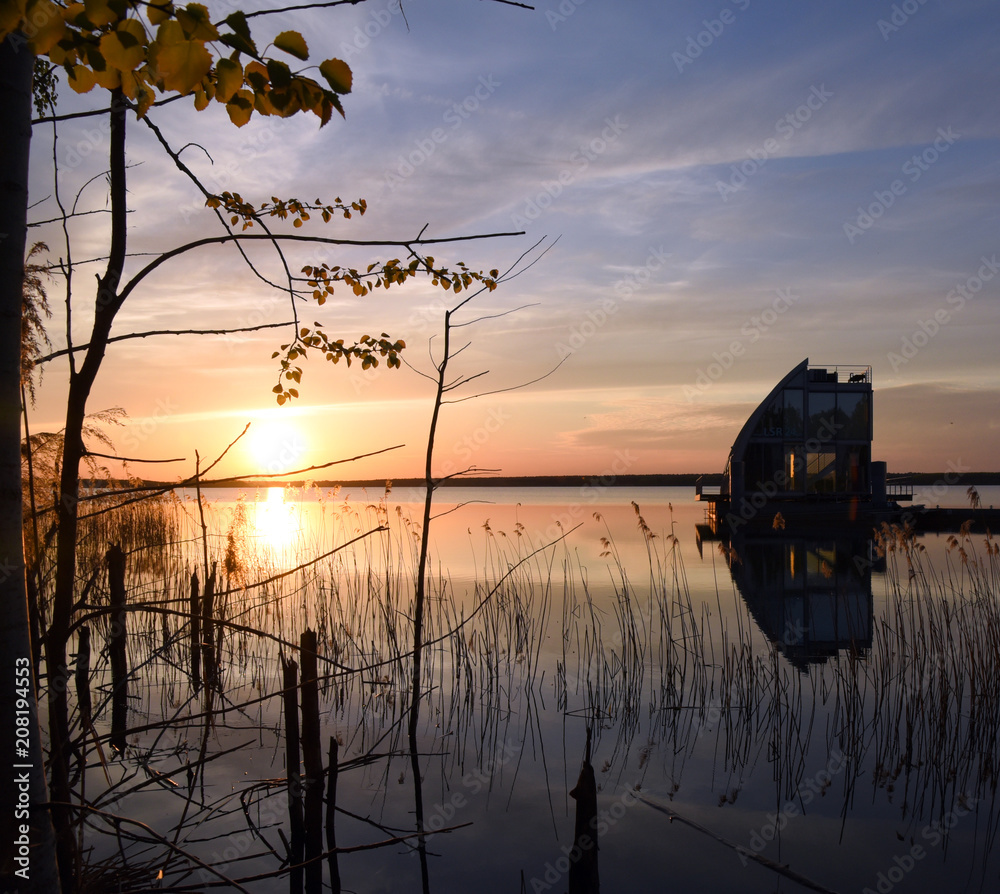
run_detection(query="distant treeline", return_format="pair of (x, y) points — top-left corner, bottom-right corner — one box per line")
(100, 471), (1000, 490)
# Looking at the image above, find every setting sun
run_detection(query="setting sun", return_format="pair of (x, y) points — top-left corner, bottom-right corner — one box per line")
(246, 416), (308, 476)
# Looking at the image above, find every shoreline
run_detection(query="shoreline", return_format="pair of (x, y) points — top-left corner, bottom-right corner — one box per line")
(94, 471), (1000, 490)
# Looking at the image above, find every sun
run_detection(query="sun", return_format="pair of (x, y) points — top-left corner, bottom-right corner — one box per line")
(246, 416), (308, 476)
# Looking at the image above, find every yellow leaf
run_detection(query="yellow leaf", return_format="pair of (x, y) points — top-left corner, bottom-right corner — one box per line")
(67, 63), (96, 93)
(132, 76), (155, 117)
(214, 57), (242, 103)
(193, 85), (209, 110)
(319, 58), (351, 94)
(252, 90), (274, 116)
(100, 17), (147, 72)
(93, 65), (122, 89)
(146, 0), (171, 26)
(61, 2), (88, 28)
(83, 0), (115, 28)
(226, 89), (254, 127)
(150, 20), (212, 94)
(274, 30), (308, 61)
(244, 59), (268, 92)
(24, 0), (66, 55)
(46, 40), (74, 66)
(176, 2), (217, 40)
(118, 68), (138, 98)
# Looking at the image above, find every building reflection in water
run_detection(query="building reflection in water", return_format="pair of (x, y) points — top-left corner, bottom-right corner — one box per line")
(725, 536), (875, 670)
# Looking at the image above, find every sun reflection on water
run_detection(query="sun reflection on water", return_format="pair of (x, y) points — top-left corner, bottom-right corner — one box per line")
(252, 488), (301, 556)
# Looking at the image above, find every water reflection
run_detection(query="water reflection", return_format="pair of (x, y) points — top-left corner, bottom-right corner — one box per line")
(726, 535), (874, 669)
(76, 487), (1000, 893)
(252, 487), (301, 554)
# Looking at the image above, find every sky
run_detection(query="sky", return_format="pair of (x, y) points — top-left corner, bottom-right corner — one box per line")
(25, 0), (1000, 481)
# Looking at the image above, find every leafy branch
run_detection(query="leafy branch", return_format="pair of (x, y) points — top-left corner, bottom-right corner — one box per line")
(3, 0), (354, 124)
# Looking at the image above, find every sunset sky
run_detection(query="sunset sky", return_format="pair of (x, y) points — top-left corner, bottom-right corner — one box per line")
(26, 0), (1000, 481)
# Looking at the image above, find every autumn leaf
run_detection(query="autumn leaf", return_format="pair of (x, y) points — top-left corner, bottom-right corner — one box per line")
(214, 56), (242, 102)
(24, 0), (66, 54)
(92, 63), (122, 90)
(83, 0), (116, 28)
(266, 58), (291, 88)
(66, 62), (97, 93)
(150, 19), (212, 94)
(192, 84), (210, 110)
(244, 59), (268, 93)
(226, 89), (254, 126)
(220, 9), (257, 56)
(146, 0), (172, 26)
(274, 30), (308, 61)
(175, 2), (217, 41)
(319, 58), (351, 94)
(100, 18), (147, 72)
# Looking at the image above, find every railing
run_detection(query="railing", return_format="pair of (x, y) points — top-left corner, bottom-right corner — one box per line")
(695, 478), (724, 500)
(886, 479), (913, 501)
(808, 364), (872, 384)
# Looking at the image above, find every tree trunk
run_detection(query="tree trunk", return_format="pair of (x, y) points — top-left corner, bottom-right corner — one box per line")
(0, 31), (62, 894)
(46, 87), (127, 890)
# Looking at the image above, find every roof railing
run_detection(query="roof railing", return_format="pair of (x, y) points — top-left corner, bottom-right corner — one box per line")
(808, 364), (872, 384)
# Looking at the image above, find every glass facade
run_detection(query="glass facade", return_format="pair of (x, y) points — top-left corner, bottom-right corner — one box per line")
(734, 364), (873, 500)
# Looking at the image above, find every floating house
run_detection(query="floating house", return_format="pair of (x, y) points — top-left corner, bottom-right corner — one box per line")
(697, 359), (912, 534)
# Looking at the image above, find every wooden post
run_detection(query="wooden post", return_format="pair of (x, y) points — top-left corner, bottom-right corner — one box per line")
(300, 630), (324, 894)
(74, 626), (91, 724)
(201, 564), (216, 691)
(189, 570), (201, 691)
(107, 544), (128, 753)
(326, 736), (341, 894)
(568, 727), (599, 894)
(283, 655), (303, 894)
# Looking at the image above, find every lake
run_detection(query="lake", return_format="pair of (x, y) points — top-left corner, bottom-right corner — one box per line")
(73, 484), (1000, 893)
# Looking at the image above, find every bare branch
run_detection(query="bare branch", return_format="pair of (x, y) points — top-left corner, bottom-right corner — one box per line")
(81, 451), (185, 463)
(451, 302), (539, 329)
(31, 92), (185, 125)
(37, 320), (295, 365)
(442, 355), (568, 404)
(28, 208), (111, 228)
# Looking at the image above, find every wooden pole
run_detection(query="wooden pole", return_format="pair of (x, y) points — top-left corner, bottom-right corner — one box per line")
(189, 570), (201, 691)
(326, 736), (341, 894)
(300, 630), (324, 894)
(282, 656), (303, 894)
(74, 626), (91, 725)
(201, 565), (216, 691)
(568, 727), (599, 894)
(106, 544), (128, 753)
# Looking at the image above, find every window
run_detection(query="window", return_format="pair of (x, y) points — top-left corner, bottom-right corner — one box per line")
(785, 447), (805, 492)
(838, 392), (870, 440)
(755, 398), (784, 438)
(840, 446), (869, 494)
(783, 389), (804, 437)
(808, 392), (837, 441)
(806, 451), (837, 493)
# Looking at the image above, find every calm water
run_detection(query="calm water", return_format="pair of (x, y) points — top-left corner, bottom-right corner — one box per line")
(81, 485), (1000, 893)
